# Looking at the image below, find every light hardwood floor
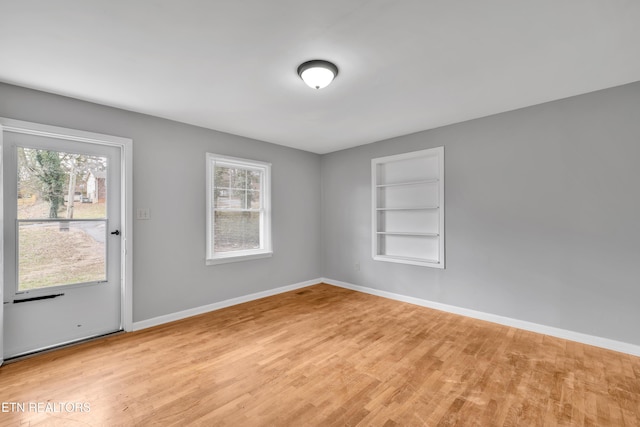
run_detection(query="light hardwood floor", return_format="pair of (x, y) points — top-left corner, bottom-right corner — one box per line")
(1, 283), (639, 426)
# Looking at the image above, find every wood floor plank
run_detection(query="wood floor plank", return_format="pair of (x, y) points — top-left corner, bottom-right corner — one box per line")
(1, 283), (639, 426)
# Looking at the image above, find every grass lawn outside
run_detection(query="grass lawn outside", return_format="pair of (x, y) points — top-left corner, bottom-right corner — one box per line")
(16, 200), (107, 291)
(18, 199), (106, 220)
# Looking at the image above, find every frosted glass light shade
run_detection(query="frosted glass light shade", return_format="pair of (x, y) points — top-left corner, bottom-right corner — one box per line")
(297, 60), (338, 89)
(300, 67), (335, 89)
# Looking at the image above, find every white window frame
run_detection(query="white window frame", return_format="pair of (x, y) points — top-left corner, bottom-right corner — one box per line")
(206, 153), (272, 265)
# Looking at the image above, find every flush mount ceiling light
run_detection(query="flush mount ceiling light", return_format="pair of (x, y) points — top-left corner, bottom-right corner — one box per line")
(297, 60), (338, 89)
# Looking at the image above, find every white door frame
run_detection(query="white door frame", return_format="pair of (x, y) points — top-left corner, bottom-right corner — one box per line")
(0, 118), (133, 366)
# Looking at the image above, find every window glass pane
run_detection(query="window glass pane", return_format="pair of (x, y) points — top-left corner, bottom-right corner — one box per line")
(230, 168), (247, 189)
(214, 165), (261, 210)
(248, 190), (261, 209)
(18, 148), (107, 220)
(18, 220), (106, 291)
(214, 165), (230, 188)
(217, 188), (243, 209)
(248, 170), (262, 190)
(214, 211), (260, 252)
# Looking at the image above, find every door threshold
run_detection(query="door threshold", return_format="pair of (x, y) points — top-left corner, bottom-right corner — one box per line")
(3, 330), (125, 364)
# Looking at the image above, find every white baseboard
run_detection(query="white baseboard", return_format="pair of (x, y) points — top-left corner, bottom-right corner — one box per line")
(132, 278), (320, 331)
(321, 278), (640, 357)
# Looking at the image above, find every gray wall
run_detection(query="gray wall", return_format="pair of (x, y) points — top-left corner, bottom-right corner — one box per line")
(2, 80), (639, 347)
(321, 81), (640, 346)
(0, 83), (322, 322)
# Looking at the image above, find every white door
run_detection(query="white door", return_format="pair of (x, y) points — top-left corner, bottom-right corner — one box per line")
(2, 128), (122, 359)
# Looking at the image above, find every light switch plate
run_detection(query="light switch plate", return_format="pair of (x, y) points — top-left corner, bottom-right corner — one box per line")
(136, 208), (150, 220)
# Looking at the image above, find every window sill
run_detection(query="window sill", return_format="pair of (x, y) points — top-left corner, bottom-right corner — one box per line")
(206, 251), (273, 266)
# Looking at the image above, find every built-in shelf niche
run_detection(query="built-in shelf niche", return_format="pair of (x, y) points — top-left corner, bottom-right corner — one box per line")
(372, 147), (444, 268)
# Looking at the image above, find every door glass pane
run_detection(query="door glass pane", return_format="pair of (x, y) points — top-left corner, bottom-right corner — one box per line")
(18, 148), (107, 219)
(18, 221), (107, 291)
(16, 147), (108, 291)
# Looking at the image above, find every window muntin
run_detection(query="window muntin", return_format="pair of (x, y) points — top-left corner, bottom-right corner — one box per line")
(206, 154), (271, 264)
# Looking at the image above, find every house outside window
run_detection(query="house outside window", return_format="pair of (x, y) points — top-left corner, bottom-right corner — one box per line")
(206, 153), (272, 265)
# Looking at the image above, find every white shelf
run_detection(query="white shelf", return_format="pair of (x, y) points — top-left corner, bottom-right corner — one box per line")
(376, 179), (439, 188)
(373, 254), (440, 266)
(376, 206), (438, 211)
(372, 147), (444, 269)
(376, 232), (439, 237)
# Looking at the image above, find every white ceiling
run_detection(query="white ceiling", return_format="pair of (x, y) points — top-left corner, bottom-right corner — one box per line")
(1, 1), (639, 154)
